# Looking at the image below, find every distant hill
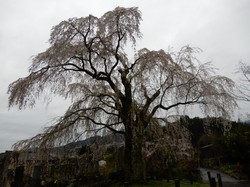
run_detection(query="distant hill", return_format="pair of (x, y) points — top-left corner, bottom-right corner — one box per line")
(244, 120), (250, 125)
(51, 133), (124, 153)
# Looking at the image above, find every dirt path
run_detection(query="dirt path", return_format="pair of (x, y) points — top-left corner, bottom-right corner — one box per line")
(199, 168), (250, 187)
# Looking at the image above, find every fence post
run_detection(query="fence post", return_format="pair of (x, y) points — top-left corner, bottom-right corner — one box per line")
(209, 177), (217, 187)
(217, 173), (223, 187)
(31, 165), (42, 187)
(207, 171), (211, 181)
(174, 179), (180, 187)
(166, 169), (170, 182)
(13, 166), (24, 187)
(189, 170), (193, 184)
(124, 181), (129, 187)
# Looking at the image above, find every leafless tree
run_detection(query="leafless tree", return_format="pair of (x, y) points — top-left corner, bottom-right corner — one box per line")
(8, 7), (237, 182)
(236, 62), (250, 102)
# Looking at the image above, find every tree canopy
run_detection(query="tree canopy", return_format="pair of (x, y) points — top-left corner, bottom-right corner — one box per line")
(8, 7), (237, 181)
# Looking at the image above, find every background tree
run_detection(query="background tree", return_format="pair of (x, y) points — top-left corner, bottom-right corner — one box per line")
(8, 7), (237, 182)
(180, 116), (204, 148)
(237, 62), (250, 102)
(213, 121), (250, 178)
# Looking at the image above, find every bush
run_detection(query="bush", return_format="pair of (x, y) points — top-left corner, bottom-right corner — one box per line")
(170, 160), (201, 182)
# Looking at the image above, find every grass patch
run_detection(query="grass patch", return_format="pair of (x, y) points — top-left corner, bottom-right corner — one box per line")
(219, 164), (248, 180)
(108, 180), (209, 187)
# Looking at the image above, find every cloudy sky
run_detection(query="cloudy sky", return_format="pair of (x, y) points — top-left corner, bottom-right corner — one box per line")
(1, 0), (250, 152)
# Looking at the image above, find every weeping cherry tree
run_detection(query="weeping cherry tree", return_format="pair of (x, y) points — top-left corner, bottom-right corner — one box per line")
(8, 7), (237, 182)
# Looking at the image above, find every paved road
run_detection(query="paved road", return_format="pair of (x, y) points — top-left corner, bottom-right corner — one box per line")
(200, 168), (250, 187)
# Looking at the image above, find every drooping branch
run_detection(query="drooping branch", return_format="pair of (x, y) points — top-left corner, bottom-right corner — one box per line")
(8, 65), (50, 109)
(81, 115), (124, 134)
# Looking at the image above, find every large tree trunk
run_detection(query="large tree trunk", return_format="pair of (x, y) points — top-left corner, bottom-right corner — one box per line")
(124, 121), (145, 182)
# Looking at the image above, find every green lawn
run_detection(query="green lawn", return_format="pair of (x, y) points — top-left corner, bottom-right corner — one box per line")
(109, 180), (210, 187)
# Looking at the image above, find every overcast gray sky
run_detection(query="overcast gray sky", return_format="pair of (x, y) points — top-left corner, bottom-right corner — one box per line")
(1, 0), (250, 152)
